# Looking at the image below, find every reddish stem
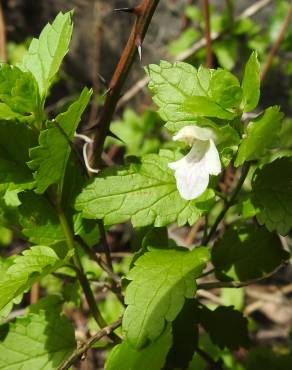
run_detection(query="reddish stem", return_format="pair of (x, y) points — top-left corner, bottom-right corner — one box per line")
(201, 0), (213, 68)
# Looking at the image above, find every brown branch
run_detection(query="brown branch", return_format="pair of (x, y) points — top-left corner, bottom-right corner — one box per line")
(117, 0), (273, 107)
(87, 0), (160, 168)
(261, 4), (292, 81)
(58, 318), (122, 370)
(30, 282), (40, 304)
(0, 0), (7, 62)
(201, 0), (213, 68)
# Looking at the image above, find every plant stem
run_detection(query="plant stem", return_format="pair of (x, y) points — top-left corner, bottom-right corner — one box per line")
(261, 4), (292, 81)
(58, 318), (122, 370)
(56, 201), (113, 332)
(202, 163), (251, 245)
(97, 220), (113, 271)
(201, 0), (213, 68)
(87, 0), (160, 168)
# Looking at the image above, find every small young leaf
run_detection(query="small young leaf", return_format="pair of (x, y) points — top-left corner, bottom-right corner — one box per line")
(0, 64), (40, 114)
(0, 311), (76, 369)
(241, 51), (260, 112)
(235, 106), (284, 166)
(251, 158), (292, 235)
(0, 103), (27, 121)
(19, 11), (73, 97)
(106, 325), (172, 370)
(198, 305), (250, 350)
(28, 87), (91, 194)
(181, 96), (236, 120)
(122, 246), (210, 348)
(19, 192), (65, 245)
(0, 245), (70, 310)
(212, 224), (289, 281)
(209, 69), (242, 109)
(75, 152), (214, 227)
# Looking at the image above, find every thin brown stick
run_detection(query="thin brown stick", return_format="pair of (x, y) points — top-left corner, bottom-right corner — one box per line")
(0, 0), (7, 62)
(196, 347), (223, 369)
(87, 0), (160, 168)
(58, 318), (122, 370)
(261, 4), (292, 81)
(117, 0), (273, 107)
(30, 282), (40, 304)
(201, 0), (213, 68)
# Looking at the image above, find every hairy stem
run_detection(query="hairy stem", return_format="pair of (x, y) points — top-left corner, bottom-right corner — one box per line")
(202, 163), (251, 245)
(88, 0), (160, 168)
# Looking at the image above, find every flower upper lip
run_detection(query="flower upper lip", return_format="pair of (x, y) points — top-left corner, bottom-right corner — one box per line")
(168, 125), (221, 200)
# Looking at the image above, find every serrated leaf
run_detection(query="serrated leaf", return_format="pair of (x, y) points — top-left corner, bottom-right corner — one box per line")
(19, 11), (73, 97)
(106, 325), (172, 370)
(235, 106), (284, 166)
(212, 224), (289, 281)
(75, 153), (214, 227)
(0, 245), (69, 310)
(165, 300), (199, 369)
(146, 61), (237, 129)
(251, 158), (292, 235)
(241, 51), (260, 112)
(146, 61), (208, 128)
(19, 192), (65, 245)
(0, 64), (40, 114)
(28, 88), (91, 194)
(0, 310), (76, 369)
(0, 121), (36, 191)
(198, 305), (250, 350)
(122, 246), (210, 348)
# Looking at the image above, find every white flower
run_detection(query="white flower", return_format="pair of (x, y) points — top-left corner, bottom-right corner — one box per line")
(168, 125), (221, 200)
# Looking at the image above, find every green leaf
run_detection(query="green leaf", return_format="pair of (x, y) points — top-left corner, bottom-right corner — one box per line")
(146, 61), (237, 129)
(0, 64), (40, 114)
(122, 246), (210, 348)
(241, 51), (260, 112)
(0, 310), (76, 369)
(146, 61), (208, 128)
(28, 88), (91, 194)
(209, 69), (242, 109)
(0, 245), (70, 310)
(235, 106), (284, 166)
(181, 95), (236, 120)
(106, 325), (172, 370)
(212, 224), (289, 281)
(0, 121), (36, 191)
(19, 192), (65, 245)
(198, 305), (250, 350)
(0, 103), (29, 121)
(251, 158), (292, 235)
(165, 300), (199, 369)
(75, 153), (214, 227)
(19, 11), (73, 97)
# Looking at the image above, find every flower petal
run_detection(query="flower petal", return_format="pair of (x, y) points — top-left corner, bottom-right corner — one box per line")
(204, 139), (221, 175)
(173, 125), (216, 145)
(169, 143), (210, 200)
